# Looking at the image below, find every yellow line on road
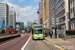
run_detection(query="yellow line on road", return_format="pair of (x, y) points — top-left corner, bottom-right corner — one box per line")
(43, 40), (64, 50)
(0, 37), (21, 46)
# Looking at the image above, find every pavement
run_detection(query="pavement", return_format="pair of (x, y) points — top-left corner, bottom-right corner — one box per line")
(45, 36), (75, 50)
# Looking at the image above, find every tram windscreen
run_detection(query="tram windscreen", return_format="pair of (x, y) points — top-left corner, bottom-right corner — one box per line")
(35, 29), (42, 34)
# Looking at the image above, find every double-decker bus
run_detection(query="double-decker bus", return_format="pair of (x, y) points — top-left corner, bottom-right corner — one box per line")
(32, 24), (44, 40)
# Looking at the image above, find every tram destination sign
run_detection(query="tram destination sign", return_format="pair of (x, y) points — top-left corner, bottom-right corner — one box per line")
(34, 25), (42, 28)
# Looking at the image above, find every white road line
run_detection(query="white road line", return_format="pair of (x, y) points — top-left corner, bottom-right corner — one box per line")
(21, 35), (31, 50)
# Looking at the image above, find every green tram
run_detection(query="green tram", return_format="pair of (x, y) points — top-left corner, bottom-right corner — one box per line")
(32, 24), (44, 40)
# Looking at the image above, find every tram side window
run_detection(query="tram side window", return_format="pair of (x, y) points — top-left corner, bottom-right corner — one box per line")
(35, 29), (42, 34)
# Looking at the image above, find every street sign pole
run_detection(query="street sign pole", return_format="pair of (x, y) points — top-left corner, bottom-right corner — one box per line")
(54, 0), (57, 39)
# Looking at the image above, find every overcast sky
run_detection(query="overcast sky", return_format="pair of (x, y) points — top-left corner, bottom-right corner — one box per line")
(0, 0), (41, 26)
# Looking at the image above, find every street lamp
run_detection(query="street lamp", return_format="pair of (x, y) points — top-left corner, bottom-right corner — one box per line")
(11, 6), (25, 33)
(54, 0), (57, 39)
(11, 6), (25, 22)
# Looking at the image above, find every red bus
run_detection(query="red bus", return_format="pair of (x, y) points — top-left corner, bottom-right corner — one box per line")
(11, 29), (15, 33)
(6, 29), (10, 34)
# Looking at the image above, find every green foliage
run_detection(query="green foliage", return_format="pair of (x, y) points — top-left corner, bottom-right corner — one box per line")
(66, 29), (75, 35)
(52, 27), (55, 29)
(25, 27), (27, 31)
(1, 29), (5, 34)
(0, 31), (1, 34)
(16, 31), (18, 33)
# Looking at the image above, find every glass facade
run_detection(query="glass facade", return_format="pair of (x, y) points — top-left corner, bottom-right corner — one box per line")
(71, 22), (75, 29)
(16, 22), (24, 28)
(49, 0), (65, 28)
(0, 3), (9, 28)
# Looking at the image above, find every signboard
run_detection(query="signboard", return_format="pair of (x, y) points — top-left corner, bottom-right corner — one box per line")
(34, 25), (42, 28)
(51, 18), (59, 25)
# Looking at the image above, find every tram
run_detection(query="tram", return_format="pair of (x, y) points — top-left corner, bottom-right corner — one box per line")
(32, 24), (44, 40)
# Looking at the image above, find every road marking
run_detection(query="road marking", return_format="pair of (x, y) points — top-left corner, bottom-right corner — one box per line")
(43, 40), (64, 50)
(0, 37), (20, 46)
(21, 35), (31, 50)
(45, 38), (56, 43)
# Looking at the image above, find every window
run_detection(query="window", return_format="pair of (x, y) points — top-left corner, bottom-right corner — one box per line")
(57, 9), (65, 17)
(59, 0), (62, 3)
(59, 16), (65, 23)
(70, 2), (74, 9)
(70, 12), (74, 18)
(71, 22), (75, 29)
(35, 29), (42, 34)
(55, 0), (58, 3)
(73, 2), (74, 8)
(71, 22), (73, 29)
(70, 3), (72, 9)
(74, 22), (75, 29)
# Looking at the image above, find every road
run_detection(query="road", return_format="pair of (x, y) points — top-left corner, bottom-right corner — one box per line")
(0, 34), (30, 50)
(25, 38), (64, 50)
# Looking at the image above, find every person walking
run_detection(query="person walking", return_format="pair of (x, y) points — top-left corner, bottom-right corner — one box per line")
(44, 30), (47, 37)
(45, 31), (47, 37)
(49, 30), (53, 38)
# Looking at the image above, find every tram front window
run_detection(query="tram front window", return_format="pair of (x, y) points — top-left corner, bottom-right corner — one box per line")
(35, 29), (42, 34)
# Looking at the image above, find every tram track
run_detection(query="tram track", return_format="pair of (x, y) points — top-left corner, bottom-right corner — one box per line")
(35, 40), (39, 50)
(34, 40), (53, 50)
(42, 40), (53, 50)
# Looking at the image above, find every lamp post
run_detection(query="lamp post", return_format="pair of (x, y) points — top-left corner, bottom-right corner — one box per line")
(54, 0), (57, 39)
(11, 6), (25, 34)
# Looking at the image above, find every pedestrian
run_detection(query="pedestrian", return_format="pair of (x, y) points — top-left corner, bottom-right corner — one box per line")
(49, 30), (53, 38)
(44, 30), (47, 37)
(22, 30), (25, 34)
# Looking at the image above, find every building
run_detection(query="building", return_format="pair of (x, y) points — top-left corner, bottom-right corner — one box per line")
(42, 0), (50, 28)
(16, 22), (24, 28)
(9, 11), (16, 29)
(0, 3), (9, 28)
(39, 1), (43, 24)
(27, 21), (32, 27)
(27, 21), (32, 29)
(69, 0), (75, 29)
(49, 0), (69, 31)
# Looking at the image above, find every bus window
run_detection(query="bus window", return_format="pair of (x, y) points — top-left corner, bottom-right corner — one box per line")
(35, 29), (42, 34)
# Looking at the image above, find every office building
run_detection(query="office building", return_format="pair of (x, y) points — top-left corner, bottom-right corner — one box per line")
(68, 0), (75, 29)
(16, 22), (24, 28)
(0, 3), (9, 28)
(39, 1), (43, 24)
(27, 21), (32, 27)
(42, 0), (50, 28)
(49, 0), (69, 31)
(9, 11), (16, 29)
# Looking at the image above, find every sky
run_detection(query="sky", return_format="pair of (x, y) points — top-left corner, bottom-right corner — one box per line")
(0, 0), (41, 26)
